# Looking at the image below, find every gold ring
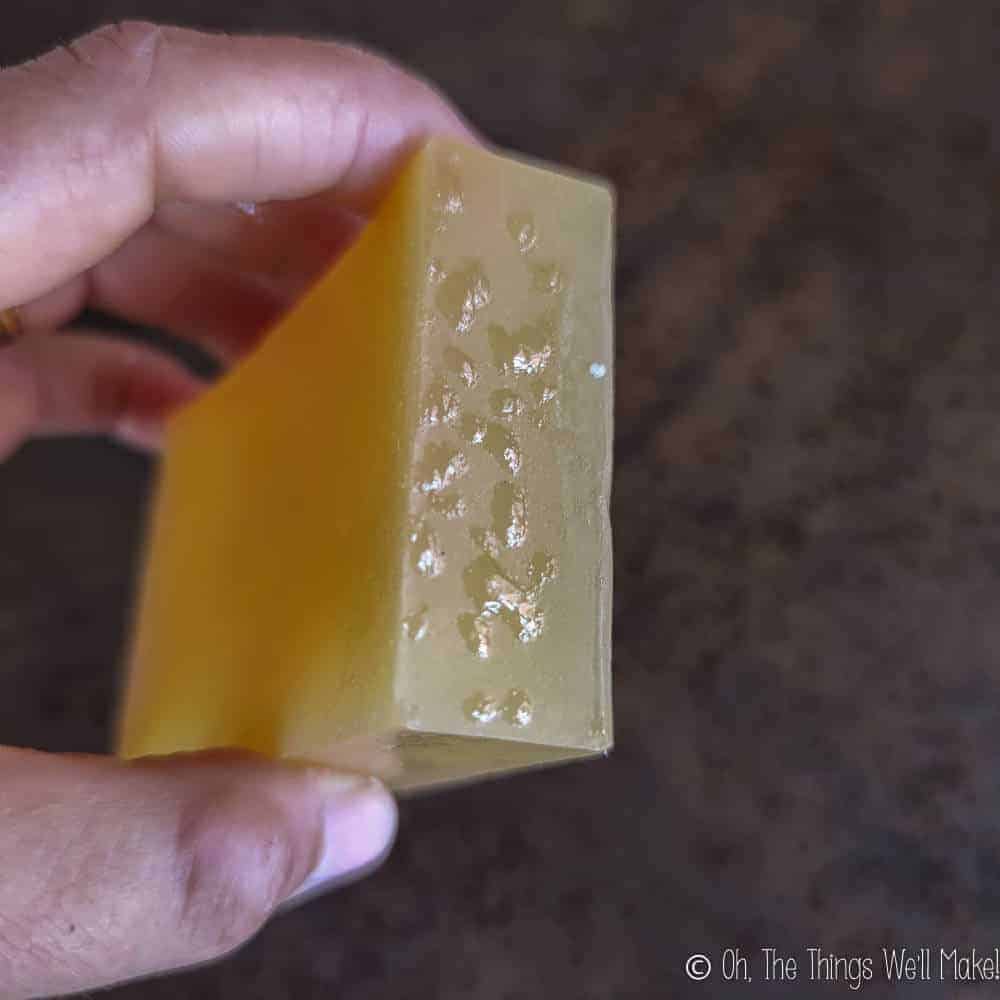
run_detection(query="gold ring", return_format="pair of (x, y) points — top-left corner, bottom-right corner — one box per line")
(0, 307), (22, 342)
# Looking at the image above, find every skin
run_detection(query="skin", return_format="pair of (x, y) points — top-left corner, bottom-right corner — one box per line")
(0, 21), (477, 999)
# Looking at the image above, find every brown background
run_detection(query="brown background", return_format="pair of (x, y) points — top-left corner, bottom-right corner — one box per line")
(1, 2), (998, 997)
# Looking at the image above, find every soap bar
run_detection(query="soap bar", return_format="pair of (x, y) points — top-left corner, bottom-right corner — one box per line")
(118, 138), (614, 792)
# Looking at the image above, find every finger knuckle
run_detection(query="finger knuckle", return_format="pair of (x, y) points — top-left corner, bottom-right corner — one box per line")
(75, 21), (165, 89)
(174, 794), (299, 960)
(4, 21), (164, 197)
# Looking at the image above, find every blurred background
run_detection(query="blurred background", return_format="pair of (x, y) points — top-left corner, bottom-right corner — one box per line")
(1, 1), (998, 997)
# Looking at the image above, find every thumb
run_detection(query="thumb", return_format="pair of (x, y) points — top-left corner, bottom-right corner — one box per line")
(0, 747), (396, 998)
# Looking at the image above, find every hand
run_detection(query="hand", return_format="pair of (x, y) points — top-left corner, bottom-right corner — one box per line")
(0, 19), (474, 458)
(0, 21), (474, 997)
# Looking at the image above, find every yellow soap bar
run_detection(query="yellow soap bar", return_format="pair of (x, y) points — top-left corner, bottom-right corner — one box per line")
(118, 138), (614, 791)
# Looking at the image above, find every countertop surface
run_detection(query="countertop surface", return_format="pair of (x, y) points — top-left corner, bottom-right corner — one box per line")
(1, 2), (998, 997)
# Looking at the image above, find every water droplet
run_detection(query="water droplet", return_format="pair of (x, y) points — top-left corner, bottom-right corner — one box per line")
(512, 344), (553, 376)
(530, 261), (566, 295)
(515, 606), (545, 643)
(433, 156), (464, 228)
(482, 422), (522, 475)
(589, 361), (608, 379)
(502, 689), (534, 727)
(420, 378), (461, 427)
(427, 258), (447, 284)
(506, 211), (538, 254)
(489, 318), (554, 377)
(412, 524), (446, 578)
(527, 550), (559, 589)
(429, 493), (467, 519)
(490, 389), (526, 421)
(444, 347), (479, 388)
(459, 413), (487, 445)
(492, 482), (527, 549)
(235, 200), (260, 218)
(414, 443), (469, 495)
(436, 261), (491, 334)
(462, 554), (546, 647)
(402, 606), (430, 641)
(534, 383), (558, 406)
(463, 690), (500, 722)
(458, 616), (492, 660)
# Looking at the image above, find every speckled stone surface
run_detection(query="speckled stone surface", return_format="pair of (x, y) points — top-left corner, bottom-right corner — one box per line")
(1, 2), (998, 997)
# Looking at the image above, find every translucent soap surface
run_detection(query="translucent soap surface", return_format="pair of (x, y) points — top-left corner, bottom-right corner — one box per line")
(118, 138), (614, 791)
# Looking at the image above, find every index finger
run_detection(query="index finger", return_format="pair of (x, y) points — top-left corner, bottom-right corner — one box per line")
(0, 21), (477, 308)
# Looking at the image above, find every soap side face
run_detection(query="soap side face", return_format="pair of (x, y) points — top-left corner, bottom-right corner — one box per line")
(393, 139), (614, 758)
(118, 160), (423, 761)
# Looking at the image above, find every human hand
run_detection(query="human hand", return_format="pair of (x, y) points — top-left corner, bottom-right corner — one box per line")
(0, 21), (474, 998)
(0, 19), (474, 459)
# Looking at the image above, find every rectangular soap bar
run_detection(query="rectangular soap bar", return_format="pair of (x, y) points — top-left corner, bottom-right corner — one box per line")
(118, 137), (614, 792)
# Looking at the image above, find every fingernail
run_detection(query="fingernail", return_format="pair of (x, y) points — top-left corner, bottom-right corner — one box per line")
(283, 776), (397, 909)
